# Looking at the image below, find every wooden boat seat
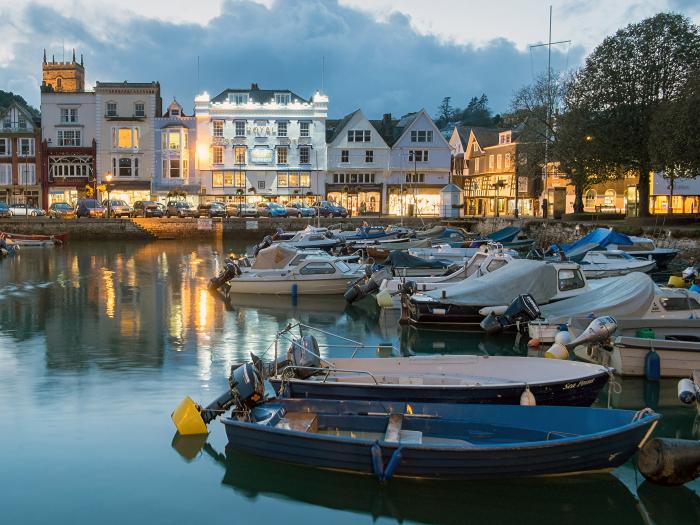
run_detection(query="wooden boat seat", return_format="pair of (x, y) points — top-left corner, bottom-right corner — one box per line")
(276, 411), (318, 433)
(384, 414), (403, 442)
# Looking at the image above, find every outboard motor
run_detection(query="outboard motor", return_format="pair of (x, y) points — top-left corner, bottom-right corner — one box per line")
(399, 280), (418, 297)
(344, 267), (391, 304)
(287, 335), (322, 378)
(253, 235), (274, 256)
(208, 258), (241, 291)
(480, 294), (541, 335)
(563, 316), (618, 351)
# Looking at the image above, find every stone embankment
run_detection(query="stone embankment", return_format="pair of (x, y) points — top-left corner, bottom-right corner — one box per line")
(0, 216), (697, 260)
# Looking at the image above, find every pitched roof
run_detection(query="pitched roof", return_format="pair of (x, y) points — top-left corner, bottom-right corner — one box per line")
(325, 109), (360, 143)
(469, 126), (504, 149)
(454, 126), (471, 148)
(0, 99), (41, 126)
(211, 83), (308, 105)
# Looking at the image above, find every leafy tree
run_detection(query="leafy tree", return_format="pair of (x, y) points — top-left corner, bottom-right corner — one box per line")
(567, 13), (700, 216)
(650, 68), (700, 212)
(435, 96), (456, 129)
(460, 94), (494, 127)
(0, 90), (40, 117)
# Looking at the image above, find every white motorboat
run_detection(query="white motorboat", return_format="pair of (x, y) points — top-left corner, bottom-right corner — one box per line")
(578, 250), (656, 279)
(571, 318), (700, 377)
(213, 244), (365, 295)
(528, 273), (700, 343)
(600, 235), (678, 269)
(273, 226), (341, 251)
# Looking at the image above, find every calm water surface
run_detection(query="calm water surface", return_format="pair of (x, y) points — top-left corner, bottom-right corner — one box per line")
(0, 240), (698, 525)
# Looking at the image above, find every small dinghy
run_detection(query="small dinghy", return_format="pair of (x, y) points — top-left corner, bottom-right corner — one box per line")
(0, 231), (66, 247)
(220, 397), (659, 481)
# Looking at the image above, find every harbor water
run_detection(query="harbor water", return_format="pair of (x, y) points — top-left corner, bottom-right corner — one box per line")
(0, 240), (698, 524)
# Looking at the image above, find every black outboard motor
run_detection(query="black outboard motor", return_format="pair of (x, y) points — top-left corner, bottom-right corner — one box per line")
(208, 258), (241, 291)
(480, 294), (541, 335)
(287, 335), (322, 378)
(199, 363), (264, 423)
(399, 280), (417, 297)
(344, 267), (391, 303)
(253, 235), (274, 256)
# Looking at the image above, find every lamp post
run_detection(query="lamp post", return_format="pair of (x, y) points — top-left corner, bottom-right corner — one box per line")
(105, 172), (113, 218)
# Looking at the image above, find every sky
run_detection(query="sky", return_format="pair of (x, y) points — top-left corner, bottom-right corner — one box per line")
(1, 0), (699, 119)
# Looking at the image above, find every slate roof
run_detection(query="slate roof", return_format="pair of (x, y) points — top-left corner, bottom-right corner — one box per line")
(211, 83), (308, 104)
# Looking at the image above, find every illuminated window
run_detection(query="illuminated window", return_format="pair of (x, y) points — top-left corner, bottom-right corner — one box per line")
(278, 172), (288, 187)
(289, 173), (300, 187)
(212, 146), (224, 164)
(496, 154), (502, 170)
(277, 147), (288, 164)
(505, 153), (511, 169)
(489, 155), (494, 169)
(604, 189), (616, 207)
(299, 172), (310, 187)
(300, 122), (310, 137)
(585, 190), (596, 208)
(234, 146), (246, 164)
(213, 121), (224, 137)
(167, 131), (181, 150)
(115, 127), (139, 149)
(212, 172), (224, 187)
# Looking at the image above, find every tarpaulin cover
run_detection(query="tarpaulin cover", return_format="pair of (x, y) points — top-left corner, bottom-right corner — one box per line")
(422, 259), (559, 306)
(487, 226), (521, 243)
(415, 225), (447, 238)
(252, 244), (297, 269)
(538, 272), (657, 322)
(562, 228), (633, 253)
(385, 250), (450, 269)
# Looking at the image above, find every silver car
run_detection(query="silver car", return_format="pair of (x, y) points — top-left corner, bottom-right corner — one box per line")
(8, 203), (46, 217)
(102, 199), (132, 218)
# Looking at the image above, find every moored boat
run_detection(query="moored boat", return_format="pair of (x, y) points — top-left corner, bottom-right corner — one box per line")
(220, 398), (659, 481)
(0, 231), (66, 247)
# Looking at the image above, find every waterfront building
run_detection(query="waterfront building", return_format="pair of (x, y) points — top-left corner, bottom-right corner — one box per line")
(40, 50), (97, 207)
(650, 172), (700, 214)
(460, 127), (537, 217)
(95, 81), (162, 203)
(0, 100), (42, 208)
(195, 83), (328, 205)
(325, 110), (390, 215)
(153, 99), (198, 204)
(386, 110), (451, 216)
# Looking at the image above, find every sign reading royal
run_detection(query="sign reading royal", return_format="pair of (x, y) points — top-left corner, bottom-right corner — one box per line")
(250, 148), (273, 164)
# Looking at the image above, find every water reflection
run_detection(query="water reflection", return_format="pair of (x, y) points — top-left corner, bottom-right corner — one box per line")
(1, 241), (699, 524)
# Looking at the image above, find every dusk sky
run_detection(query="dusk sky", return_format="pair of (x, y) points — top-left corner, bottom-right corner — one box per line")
(2, 0), (699, 118)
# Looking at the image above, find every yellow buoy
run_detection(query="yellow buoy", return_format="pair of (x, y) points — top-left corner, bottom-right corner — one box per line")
(667, 275), (685, 288)
(545, 343), (569, 360)
(171, 396), (209, 435)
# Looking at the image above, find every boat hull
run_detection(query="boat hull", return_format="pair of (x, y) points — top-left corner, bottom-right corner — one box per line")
(270, 369), (609, 407)
(581, 260), (656, 279)
(222, 403), (658, 480)
(402, 297), (487, 329)
(227, 276), (356, 295)
(1, 231), (66, 246)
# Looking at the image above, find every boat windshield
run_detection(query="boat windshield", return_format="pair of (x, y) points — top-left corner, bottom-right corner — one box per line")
(335, 261), (352, 273)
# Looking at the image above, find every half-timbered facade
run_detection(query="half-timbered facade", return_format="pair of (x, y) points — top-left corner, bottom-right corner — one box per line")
(0, 101), (42, 208)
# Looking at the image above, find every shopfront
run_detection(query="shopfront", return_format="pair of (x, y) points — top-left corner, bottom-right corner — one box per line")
(651, 173), (700, 214)
(102, 181), (152, 205)
(326, 183), (382, 215)
(386, 185), (441, 216)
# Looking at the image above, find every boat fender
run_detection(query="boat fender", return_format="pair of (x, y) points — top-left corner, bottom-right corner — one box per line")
(520, 385), (536, 406)
(638, 437), (700, 486)
(645, 349), (661, 382)
(478, 306), (508, 317)
(545, 343), (569, 360)
(678, 378), (697, 405)
(554, 326), (573, 346)
(376, 289), (394, 309)
(527, 338), (541, 348)
(371, 443), (384, 481)
(382, 447), (403, 483)
(667, 275), (685, 288)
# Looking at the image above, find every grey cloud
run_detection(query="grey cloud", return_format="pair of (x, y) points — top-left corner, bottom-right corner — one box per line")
(3, 0), (583, 117)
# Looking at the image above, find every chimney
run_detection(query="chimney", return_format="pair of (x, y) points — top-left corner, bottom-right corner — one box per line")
(250, 83), (259, 90)
(383, 113), (392, 124)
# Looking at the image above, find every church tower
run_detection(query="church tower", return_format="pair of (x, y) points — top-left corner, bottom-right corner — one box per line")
(41, 48), (85, 93)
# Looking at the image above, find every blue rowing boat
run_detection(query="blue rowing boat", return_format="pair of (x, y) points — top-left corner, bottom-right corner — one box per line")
(221, 399), (659, 481)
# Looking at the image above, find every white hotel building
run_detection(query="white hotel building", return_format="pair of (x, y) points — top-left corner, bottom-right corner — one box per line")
(195, 84), (328, 203)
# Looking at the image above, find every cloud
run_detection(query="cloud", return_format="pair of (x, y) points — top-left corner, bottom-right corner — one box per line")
(1, 0), (585, 117)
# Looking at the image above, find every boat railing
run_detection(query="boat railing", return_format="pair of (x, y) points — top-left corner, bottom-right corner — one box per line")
(277, 365), (380, 385)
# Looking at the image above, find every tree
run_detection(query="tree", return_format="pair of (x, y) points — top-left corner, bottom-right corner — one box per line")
(460, 94), (494, 127)
(434, 96), (456, 129)
(650, 68), (700, 213)
(567, 13), (700, 216)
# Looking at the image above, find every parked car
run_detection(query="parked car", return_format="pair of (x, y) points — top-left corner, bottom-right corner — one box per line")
(155, 202), (167, 215)
(166, 201), (196, 218)
(8, 203), (46, 217)
(0, 203), (11, 218)
(256, 202), (288, 218)
(196, 202), (227, 218)
(75, 199), (105, 218)
(102, 199), (132, 218)
(132, 201), (164, 218)
(285, 202), (316, 217)
(48, 202), (76, 219)
(312, 200), (348, 218)
(226, 203), (258, 218)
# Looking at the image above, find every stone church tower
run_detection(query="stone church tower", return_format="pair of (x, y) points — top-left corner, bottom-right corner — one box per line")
(41, 49), (85, 93)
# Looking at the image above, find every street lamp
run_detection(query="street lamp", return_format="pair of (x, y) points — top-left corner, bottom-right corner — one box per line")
(105, 172), (113, 218)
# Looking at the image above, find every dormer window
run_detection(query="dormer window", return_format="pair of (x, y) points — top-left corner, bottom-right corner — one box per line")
(230, 93), (249, 105)
(275, 93), (291, 105)
(106, 102), (117, 117)
(499, 131), (512, 145)
(170, 108), (180, 116)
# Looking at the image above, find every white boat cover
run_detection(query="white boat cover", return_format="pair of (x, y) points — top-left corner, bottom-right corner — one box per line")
(422, 259), (559, 305)
(252, 244), (297, 269)
(539, 272), (656, 322)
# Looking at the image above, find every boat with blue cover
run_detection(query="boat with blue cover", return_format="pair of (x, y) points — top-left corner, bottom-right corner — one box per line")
(221, 398), (660, 481)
